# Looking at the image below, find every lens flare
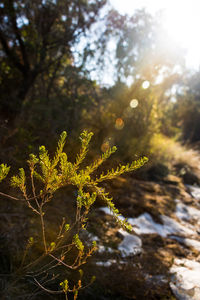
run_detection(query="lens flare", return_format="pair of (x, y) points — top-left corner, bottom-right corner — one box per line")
(142, 80), (150, 89)
(101, 142), (110, 152)
(115, 118), (124, 130)
(130, 99), (138, 108)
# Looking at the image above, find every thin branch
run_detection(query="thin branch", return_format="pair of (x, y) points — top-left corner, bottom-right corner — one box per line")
(27, 259), (56, 276)
(33, 277), (62, 295)
(24, 191), (40, 215)
(56, 217), (65, 241)
(30, 170), (40, 209)
(0, 191), (41, 202)
(39, 206), (47, 253)
(28, 262), (60, 278)
(8, 0), (30, 71)
(54, 243), (73, 253)
(49, 253), (79, 270)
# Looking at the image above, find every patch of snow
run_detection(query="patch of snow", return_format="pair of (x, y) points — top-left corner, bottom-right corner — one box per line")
(98, 206), (125, 220)
(118, 229), (142, 257)
(99, 202), (200, 261)
(99, 206), (112, 215)
(170, 258), (200, 300)
(161, 215), (196, 237)
(128, 213), (164, 236)
(128, 213), (196, 238)
(183, 238), (200, 251)
(187, 185), (200, 201)
(96, 259), (127, 267)
(170, 235), (200, 251)
(87, 232), (99, 242)
(96, 259), (117, 267)
(98, 245), (115, 253)
(118, 215), (125, 221)
(175, 199), (200, 222)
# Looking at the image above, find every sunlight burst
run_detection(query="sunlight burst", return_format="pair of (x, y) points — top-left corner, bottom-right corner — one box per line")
(162, 1), (200, 67)
(110, 0), (200, 69)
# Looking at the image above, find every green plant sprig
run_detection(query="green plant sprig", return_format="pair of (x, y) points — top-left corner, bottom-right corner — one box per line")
(1, 130), (148, 299)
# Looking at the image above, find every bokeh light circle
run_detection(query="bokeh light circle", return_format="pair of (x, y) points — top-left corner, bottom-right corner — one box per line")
(142, 80), (150, 89)
(130, 99), (139, 108)
(115, 118), (124, 130)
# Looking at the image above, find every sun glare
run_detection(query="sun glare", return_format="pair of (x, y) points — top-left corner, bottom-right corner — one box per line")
(163, 2), (200, 67)
(110, 0), (200, 69)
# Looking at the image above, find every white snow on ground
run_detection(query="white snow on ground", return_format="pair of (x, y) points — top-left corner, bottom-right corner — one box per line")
(98, 185), (200, 299)
(170, 235), (200, 251)
(187, 185), (200, 201)
(127, 213), (196, 237)
(161, 215), (196, 237)
(99, 206), (112, 215)
(87, 232), (99, 242)
(96, 259), (127, 267)
(128, 213), (164, 235)
(99, 206), (125, 220)
(183, 238), (200, 251)
(98, 245), (114, 254)
(170, 258), (200, 300)
(118, 229), (142, 257)
(175, 199), (200, 222)
(96, 259), (117, 267)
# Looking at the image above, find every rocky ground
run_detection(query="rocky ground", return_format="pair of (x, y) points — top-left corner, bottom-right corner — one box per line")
(80, 168), (200, 300)
(1, 157), (200, 299)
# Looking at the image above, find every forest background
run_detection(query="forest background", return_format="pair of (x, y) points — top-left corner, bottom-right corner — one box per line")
(1, 0), (200, 167)
(1, 0), (200, 299)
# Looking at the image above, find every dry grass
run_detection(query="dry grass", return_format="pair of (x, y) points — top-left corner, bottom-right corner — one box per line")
(150, 134), (200, 175)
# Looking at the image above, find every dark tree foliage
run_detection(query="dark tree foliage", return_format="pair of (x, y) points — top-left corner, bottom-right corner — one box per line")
(0, 0), (195, 166)
(174, 72), (200, 143)
(0, 0), (106, 120)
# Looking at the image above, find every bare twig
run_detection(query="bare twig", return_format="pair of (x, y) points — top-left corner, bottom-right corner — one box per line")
(0, 191), (40, 202)
(33, 277), (62, 295)
(30, 170), (40, 210)
(49, 253), (79, 270)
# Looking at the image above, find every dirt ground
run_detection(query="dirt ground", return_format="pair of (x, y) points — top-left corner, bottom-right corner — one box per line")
(0, 162), (200, 299)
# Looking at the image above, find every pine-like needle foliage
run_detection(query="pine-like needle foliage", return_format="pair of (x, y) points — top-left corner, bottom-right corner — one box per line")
(1, 130), (148, 299)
